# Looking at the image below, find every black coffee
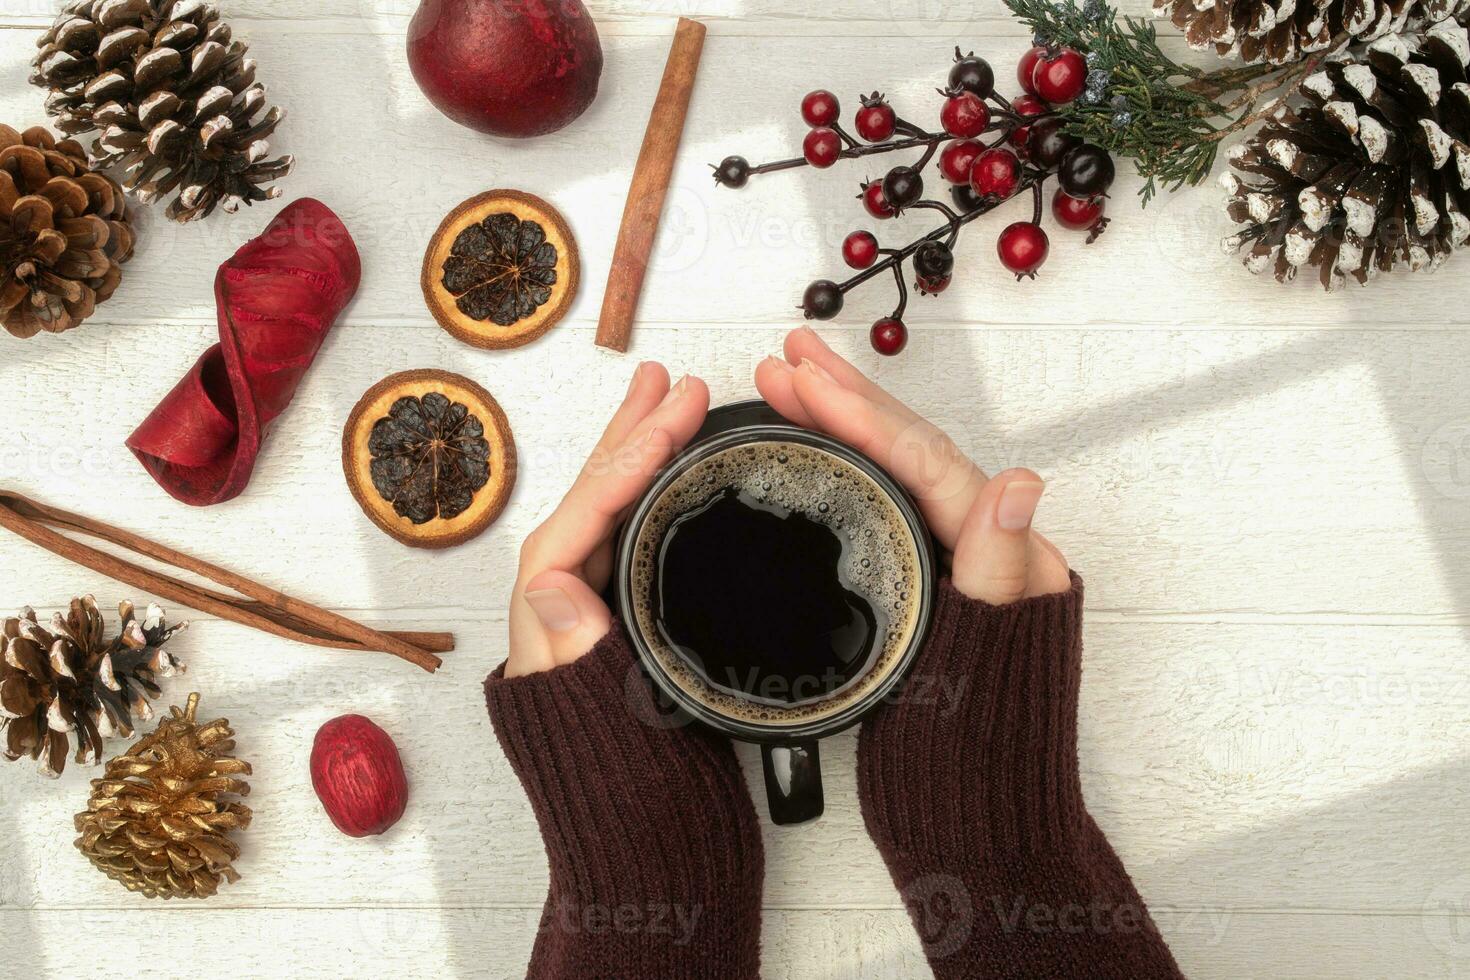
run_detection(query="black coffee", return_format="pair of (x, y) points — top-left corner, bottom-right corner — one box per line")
(652, 486), (888, 707)
(630, 441), (922, 725)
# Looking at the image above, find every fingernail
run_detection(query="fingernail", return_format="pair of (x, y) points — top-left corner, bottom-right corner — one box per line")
(626, 361), (648, 394)
(799, 324), (827, 347)
(765, 355), (795, 374)
(997, 481), (1045, 531)
(524, 588), (581, 632)
(801, 358), (837, 383)
(659, 375), (690, 407)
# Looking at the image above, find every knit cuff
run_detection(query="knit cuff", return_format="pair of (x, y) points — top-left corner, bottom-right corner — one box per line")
(485, 627), (765, 974)
(860, 572), (1088, 851)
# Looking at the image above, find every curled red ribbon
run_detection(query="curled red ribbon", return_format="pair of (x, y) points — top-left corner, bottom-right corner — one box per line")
(128, 199), (362, 506)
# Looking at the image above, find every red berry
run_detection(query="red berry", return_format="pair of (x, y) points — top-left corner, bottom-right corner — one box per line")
(861, 180), (896, 219)
(940, 91), (991, 138)
(843, 230), (880, 268)
(970, 147), (1021, 200)
(915, 272), (951, 295)
(998, 222), (1049, 278)
(1017, 46), (1047, 95)
(856, 101), (897, 142)
(804, 127), (842, 168)
(1008, 94), (1049, 159)
(939, 138), (984, 184)
(870, 318), (908, 356)
(802, 90), (841, 127)
(1031, 48), (1087, 104)
(1051, 189), (1105, 230)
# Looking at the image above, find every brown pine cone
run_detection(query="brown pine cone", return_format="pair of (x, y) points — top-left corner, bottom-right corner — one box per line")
(1156, 0), (1459, 64)
(31, 0), (293, 223)
(0, 124), (133, 338)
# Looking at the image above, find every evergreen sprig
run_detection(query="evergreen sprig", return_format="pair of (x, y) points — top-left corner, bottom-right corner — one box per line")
(1006, 0), (1341, 203)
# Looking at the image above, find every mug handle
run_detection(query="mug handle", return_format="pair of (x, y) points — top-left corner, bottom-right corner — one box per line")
(761, 740), (824, 825)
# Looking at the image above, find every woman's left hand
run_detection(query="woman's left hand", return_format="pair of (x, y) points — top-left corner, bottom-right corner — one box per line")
(506, 363), (709, 678)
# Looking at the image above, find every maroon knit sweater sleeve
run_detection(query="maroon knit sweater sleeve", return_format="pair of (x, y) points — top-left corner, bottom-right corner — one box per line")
(484, 626), (764, 979)
(858, 573), (1184, 979)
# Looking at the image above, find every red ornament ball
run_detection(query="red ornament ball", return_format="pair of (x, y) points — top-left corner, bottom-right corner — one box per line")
(861, 180), (896, 219)
(1031, 48), (1087, 104)
(970, 147), (1021, 200)
(801, 89), (841, 127)
(1051, 189), (1105, 230)
(997, 222), (1049, 278)
(940, 91), (991, 138)
(804, 127), (842, 168)
(843, 230), (880, 268)
(939, 138), (985, 184)
(1017, 45), (1047, 95)
(1008, 94), (1049, 159)
(856, 100), (897, 142)
(870, 317), (908, 356)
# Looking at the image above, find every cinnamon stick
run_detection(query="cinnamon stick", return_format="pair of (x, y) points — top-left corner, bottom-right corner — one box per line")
(595, 17), (707, 353)
(0, 490), (453, 672)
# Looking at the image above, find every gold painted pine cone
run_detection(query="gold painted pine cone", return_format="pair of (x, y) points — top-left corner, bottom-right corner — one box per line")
(31, 0), (294, 223)
(0, 125), (134, 338)
(74, 692), (252, 900)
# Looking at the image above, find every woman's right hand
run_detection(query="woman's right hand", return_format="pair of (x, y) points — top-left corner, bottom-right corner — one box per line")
(754, 326), (1071, 605)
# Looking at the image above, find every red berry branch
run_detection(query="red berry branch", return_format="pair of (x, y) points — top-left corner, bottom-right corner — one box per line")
(713, 46), (1116, 355)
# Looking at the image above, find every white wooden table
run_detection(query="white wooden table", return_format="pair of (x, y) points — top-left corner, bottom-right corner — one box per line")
(3, 2), (1470, 977)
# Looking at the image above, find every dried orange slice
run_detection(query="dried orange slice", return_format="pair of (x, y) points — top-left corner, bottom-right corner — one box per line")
(342, 370), (516, 549)
(421, 190), (579, 350)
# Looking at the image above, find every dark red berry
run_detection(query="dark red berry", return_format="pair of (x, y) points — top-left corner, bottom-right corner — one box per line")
(870, 318), (908, 356)
(997, 222), (1049, 278)
(1027, 116), (1079, 170)
(860, 180), (896, 219)
(881, 166), (924, 211)
(1017, 46), (1046, 95)
(856, 99), (897, 142)
(949, 51), (995, 99)
(802, 279), (844, 320)
(970, 147), (1020, 200)
(951, 183), (985, 212)
(1058, 143), (1116, 197)
(939, 139), (984, 184)
(1008, 95), (1048, 159)
(712, 155), (751, 188)
(801, 90), (841, 127)
(803, 127), (842, 168)
(913, 240), (954, 279)
(1051, 189), (1106, 231)
(843, 230), (880, 269)
(940, 91), (990, 138)
(1031, 48), (1087, 104)
(915, 272), (951, 295)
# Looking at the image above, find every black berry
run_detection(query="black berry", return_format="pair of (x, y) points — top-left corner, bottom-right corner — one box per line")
(713, 155), (751, 188)
(1027, 117), (1078, 170)
(802, 279), (845, 320)
(913, 240), (954, 279)
(882, 166), (924, 211)
(950, 183), (985, 212)
(1058, 143), (1115, 197)
(949, 50), (995, 99)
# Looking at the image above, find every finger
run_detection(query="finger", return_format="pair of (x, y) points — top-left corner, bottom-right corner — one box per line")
(782, 326), (924, 422)
(506, 569), (616, 678)
(583, 361), (671, 471)
(789, 360), (983, 549)
(951, 468), (1070, 604)
(530, 376), (710, 568)
(754, 354), (815, 428)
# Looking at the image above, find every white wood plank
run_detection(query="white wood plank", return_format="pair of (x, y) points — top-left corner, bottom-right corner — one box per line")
(3, 618), (1466, 915)
(1, 325), (1467, 619)
(5, 907), (1470, 978)
(0, 28), (1463, 331)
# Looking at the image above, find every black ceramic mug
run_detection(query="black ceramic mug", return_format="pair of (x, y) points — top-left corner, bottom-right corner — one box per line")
(615, 401), (936, 825)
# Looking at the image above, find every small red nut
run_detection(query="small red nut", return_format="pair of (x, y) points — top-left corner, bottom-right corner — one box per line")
(311, 714), (408, 838)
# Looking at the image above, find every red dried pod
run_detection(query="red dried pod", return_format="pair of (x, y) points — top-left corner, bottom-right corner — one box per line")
(311, 715), (409, 838)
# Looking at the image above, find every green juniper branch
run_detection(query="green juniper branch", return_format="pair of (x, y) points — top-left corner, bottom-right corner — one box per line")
(1006, 0), (1345, 203)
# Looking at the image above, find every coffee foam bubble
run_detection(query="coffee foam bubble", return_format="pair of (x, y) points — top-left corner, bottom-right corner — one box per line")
(631, 441), (922, 727)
